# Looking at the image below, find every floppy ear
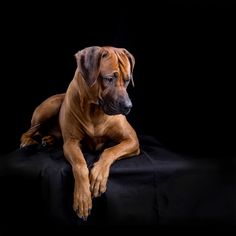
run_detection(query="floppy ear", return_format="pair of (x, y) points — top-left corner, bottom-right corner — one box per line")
(75, 46), (103, 87)
(122, 49), (135, 87)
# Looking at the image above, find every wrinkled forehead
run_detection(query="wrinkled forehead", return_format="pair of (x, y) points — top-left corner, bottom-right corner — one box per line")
(100, 49), (131, 77)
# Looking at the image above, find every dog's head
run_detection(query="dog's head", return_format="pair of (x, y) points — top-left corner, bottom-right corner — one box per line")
(75, 46), (135, 115)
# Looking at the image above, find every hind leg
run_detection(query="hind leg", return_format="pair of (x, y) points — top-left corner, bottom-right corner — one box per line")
(41, 135), (56, 147)
(20, 124), (40, 148)
(20, 94), (65, 148)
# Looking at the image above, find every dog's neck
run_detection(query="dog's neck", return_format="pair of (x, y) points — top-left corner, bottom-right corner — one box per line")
(65, 69), (108, 125)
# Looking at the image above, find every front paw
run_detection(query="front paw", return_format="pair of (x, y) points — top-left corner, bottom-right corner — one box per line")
(73, 184), (92, 220)
(90, 162), (110, 198)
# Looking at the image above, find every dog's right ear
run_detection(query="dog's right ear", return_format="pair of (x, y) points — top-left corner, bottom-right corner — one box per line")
(122, 48), (135, 87)
(75, 46), (103, 87)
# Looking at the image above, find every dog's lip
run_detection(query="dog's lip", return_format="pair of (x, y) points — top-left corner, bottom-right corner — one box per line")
(103, 105), (120, 115)
(99, 98), (128, 116)
(104, 110), (121, 116)
(99, 100), (120, 115)
(121, 109), (131, 115)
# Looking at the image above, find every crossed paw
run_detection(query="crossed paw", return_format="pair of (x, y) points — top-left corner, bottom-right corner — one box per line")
(73, 162), (110, 220)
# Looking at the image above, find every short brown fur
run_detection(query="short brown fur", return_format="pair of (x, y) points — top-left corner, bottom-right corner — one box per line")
(20, 46), (140, 219)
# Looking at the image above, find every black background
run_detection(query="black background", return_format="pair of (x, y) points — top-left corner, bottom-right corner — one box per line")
(0, 1), (235, 157)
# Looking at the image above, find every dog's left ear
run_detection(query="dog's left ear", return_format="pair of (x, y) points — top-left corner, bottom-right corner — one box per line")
(75, 46), (103, 87)
(122, 49), (135, 87)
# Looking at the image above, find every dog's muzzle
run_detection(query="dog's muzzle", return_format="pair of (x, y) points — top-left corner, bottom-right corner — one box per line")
(99, 99), (132, 116)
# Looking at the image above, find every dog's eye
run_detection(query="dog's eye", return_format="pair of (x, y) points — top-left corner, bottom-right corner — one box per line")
(103, 77), (114, 83)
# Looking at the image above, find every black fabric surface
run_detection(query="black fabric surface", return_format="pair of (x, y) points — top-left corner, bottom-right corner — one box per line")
(0, 136), (235, 231)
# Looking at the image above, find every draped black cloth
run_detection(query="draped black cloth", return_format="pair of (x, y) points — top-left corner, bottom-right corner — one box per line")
(0, 136), (235, 232)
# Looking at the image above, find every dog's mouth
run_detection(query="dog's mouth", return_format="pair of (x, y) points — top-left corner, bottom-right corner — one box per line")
(99, 99), (130, 116)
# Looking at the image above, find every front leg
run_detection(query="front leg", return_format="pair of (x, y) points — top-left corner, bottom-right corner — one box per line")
(90, 138), (140, 197)
(63, 140), (92, 219)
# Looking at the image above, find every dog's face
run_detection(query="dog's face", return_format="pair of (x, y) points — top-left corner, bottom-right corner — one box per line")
(75, 46), (135, 115)
(98, 47), (134, 115)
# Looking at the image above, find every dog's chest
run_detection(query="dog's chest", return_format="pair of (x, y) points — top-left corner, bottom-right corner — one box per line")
(83, 122), (107, 139)
(82, 123), (111, 150)
(83, 131), (110, 152)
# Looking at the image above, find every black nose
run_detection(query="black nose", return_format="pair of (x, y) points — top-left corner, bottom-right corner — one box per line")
(120, 100), (132, 115)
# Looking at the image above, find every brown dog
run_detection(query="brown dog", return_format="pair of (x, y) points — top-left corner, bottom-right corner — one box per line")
(20, 46), (140, 219)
